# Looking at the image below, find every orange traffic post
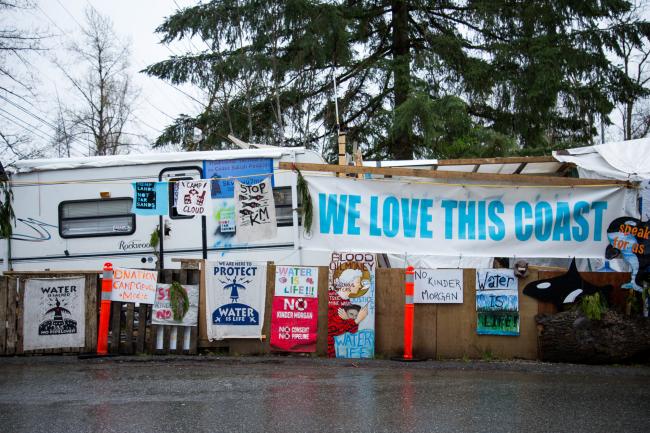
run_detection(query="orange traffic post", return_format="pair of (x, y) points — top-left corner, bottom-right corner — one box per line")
(97, 262), (113, 355)
(403, 266), (415, 360)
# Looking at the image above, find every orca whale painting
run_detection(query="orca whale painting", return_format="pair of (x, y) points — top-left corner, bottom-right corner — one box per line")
(523, 258), (612, 309)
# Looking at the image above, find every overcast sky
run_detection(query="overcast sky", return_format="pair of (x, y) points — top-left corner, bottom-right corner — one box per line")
(4, 0), (204, 159)
(1, 1), (640, 162)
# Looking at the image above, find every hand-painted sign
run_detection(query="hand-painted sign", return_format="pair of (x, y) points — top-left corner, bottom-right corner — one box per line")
(205, 260), (267, 340)
(235, 176), (277, 242)
(270, 266), (319, 352)
(414, 269), (463, 303)
(328, 252), (376, 358)
(305, 175), (629, 258)
(111, 267), (158, 304)
(23, 277), (86, 351)
(152, 283), (199, 326)
(606, 216), (650, 291)
(176, 180), (211, 216)
(476, 269), (519, 336)
(132, 182), (169, 216)
(203, 158), (274, 199)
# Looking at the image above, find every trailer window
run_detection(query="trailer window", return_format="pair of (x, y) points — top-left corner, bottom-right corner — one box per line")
(59, 198), (135, 238)
(274, 187), (300, 227)
(168, 177), (194, 220)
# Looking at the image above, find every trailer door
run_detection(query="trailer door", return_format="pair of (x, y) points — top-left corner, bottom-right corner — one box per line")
(159, 166), (207, 267)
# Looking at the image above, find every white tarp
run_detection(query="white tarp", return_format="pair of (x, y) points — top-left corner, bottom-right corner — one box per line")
(554, 138), (650, 181)
(23, 277), (86, 351)
(205, 260), (267, 340)
(305, 175), (628, 258)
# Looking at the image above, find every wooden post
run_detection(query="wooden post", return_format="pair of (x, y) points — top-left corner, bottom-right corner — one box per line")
(337, 132), (346, 177)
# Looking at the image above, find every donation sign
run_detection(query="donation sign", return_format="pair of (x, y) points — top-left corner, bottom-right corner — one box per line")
(270, 266), (319, 352)
(305, 175), (629, 258)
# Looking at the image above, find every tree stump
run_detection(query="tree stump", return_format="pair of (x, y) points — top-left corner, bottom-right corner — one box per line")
(536, 310), (650, 363)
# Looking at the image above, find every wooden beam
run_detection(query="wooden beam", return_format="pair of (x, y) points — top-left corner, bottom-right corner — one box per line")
(435, 155), (558, 166)
(280, 162), (632, 187)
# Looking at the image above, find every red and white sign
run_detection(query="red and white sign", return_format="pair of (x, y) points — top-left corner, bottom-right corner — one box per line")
(270, 266), (319, 352)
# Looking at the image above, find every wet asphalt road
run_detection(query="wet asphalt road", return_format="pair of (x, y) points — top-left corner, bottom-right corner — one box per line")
(0, 356), (649, 433)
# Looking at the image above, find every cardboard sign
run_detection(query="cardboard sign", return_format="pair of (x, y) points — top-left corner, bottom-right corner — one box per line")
(111, 267), (158, 304)
(270, 266), (319, 352)
(23, 277), (86, 351)
(152, 283), (199, 327)
(176, 180), (211, 216)
(414, 269), (463, 303)
(235, 176), (277, 242)
(205, 260), (267, 340)
(203, 158), (274, 199)
(327, 252), (376, 358)
(476, 269), (519, 336)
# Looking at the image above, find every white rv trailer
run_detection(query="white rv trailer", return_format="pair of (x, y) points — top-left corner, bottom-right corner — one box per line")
(3, 147), (327, 271)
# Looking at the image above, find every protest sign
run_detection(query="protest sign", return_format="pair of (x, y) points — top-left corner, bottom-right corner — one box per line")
(414, 269), (463, 303)
(176, 180), (211, 216)
(132, 182), (169, 216)
(270, 266), (319, 352)
(476, 269), (519, 336)
(152, 283), (199, 326)
(328, 252), (376, 358)
(203, 158), (274, 199)
(305, 175), (629, 258)
(205, 260), (267, 340)
(23, 277), (85, 351)
(111, 267), (158, 304)
(235, 176), (277, 242)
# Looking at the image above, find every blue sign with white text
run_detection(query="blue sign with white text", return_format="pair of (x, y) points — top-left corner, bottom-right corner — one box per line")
(203, 158), (274, 199)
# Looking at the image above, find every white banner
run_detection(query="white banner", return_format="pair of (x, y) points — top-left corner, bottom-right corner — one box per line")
(235, 176), (277, 242)
(23, 278), (86, 351)
(305, 175), (629, 258)
(176, 180), (211, 216)
(152, 283), (199, 327)
(205, 260), (267, 340)
(414, 269), (463, 303)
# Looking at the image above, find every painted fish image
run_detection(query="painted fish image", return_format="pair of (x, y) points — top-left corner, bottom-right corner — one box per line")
(306, 277), (314, 284)
(248, 195), (264, 201)
(279, 277), (287, 284)
(239, 209), (254, 216)
(243, 202), (261, 208)
(238, 194), (249, 201)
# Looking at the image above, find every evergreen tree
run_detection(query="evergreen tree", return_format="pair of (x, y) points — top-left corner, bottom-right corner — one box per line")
(144, 1), (648, 159)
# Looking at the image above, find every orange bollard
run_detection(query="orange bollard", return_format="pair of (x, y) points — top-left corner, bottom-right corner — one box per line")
(97, 262), (113, 355)
(403, 266), (415, 360)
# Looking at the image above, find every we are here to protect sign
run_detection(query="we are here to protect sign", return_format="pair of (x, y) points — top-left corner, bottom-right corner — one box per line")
(305, 176), (630, 258)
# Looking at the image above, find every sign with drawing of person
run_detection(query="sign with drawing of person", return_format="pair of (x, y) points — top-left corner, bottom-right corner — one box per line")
(327, 252), (376, 358)
(23, 277), (86, 351)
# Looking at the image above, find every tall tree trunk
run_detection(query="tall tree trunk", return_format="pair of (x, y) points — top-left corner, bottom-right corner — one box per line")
(626, 100), (633, 140)
(390, 0), (412, 160)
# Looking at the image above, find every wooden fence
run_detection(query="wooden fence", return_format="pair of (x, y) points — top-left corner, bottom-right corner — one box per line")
(0, 263), (633, 360)
(0, 271), (100, 355)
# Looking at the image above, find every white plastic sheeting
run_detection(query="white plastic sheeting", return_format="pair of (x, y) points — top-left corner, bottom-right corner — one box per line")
(554, 138), (650, 181)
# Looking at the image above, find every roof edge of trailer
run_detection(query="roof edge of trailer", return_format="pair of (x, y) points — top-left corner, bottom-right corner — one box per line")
(9, 147), (306, 174)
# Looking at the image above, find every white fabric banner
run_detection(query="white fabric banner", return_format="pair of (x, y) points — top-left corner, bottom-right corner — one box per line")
(176, 180), (211, 216)
(23, 278), (86, 351)
(234, 176), (277, 242)
(305, 175), (628, 258)
(205, 260), (267, 340)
